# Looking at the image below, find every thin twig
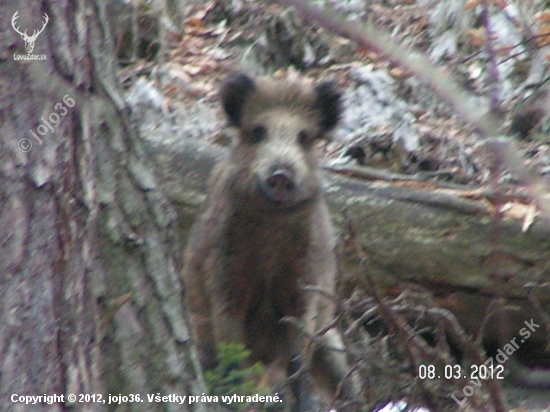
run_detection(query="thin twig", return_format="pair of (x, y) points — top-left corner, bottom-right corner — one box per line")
(480, 0), (502, 116)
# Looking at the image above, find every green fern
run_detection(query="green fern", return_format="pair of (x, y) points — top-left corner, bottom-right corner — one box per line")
(205, 342), (267, 410)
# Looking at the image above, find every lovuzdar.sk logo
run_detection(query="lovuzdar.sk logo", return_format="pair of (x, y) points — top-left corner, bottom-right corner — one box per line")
(12, 10), (49, 61)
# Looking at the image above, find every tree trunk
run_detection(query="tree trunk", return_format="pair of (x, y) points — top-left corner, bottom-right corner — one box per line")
(0, 2), (208, 411)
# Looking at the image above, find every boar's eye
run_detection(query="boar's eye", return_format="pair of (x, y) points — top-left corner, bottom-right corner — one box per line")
(298, 130), (314, 146)
(248, 125), (267, 144)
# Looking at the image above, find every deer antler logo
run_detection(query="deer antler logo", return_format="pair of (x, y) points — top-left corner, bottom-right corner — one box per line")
(11, 11), (49, 54)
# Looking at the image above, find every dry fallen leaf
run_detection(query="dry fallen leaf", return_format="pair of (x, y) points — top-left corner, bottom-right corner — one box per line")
(536, 25), (550, 47)
(389, 67), (406, 78)
(466, 28), (486, 48)
(535, 10), (550, 23)
(464, 0), (480, 11)
(522, 203), (537, 232)
(185, 18), (205, 28)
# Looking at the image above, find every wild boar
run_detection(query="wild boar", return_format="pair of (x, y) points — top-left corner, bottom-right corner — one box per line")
(183, 72), (357, 410)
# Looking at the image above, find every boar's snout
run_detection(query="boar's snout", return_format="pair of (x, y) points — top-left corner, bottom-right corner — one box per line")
(260, 168), (296, 203)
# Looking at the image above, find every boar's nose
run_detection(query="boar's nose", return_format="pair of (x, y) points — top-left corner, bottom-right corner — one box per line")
(262, 169), (296, 202)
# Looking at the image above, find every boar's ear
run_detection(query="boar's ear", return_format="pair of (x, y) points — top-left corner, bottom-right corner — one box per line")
(314, 80), (342, 132)
(220, 73), (256, 127)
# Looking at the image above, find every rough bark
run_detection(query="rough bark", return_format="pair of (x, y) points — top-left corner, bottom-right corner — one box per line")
(1, 2), (208, 412)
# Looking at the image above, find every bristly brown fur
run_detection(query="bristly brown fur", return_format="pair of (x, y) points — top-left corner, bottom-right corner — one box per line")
(183, 73), (357, 411)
